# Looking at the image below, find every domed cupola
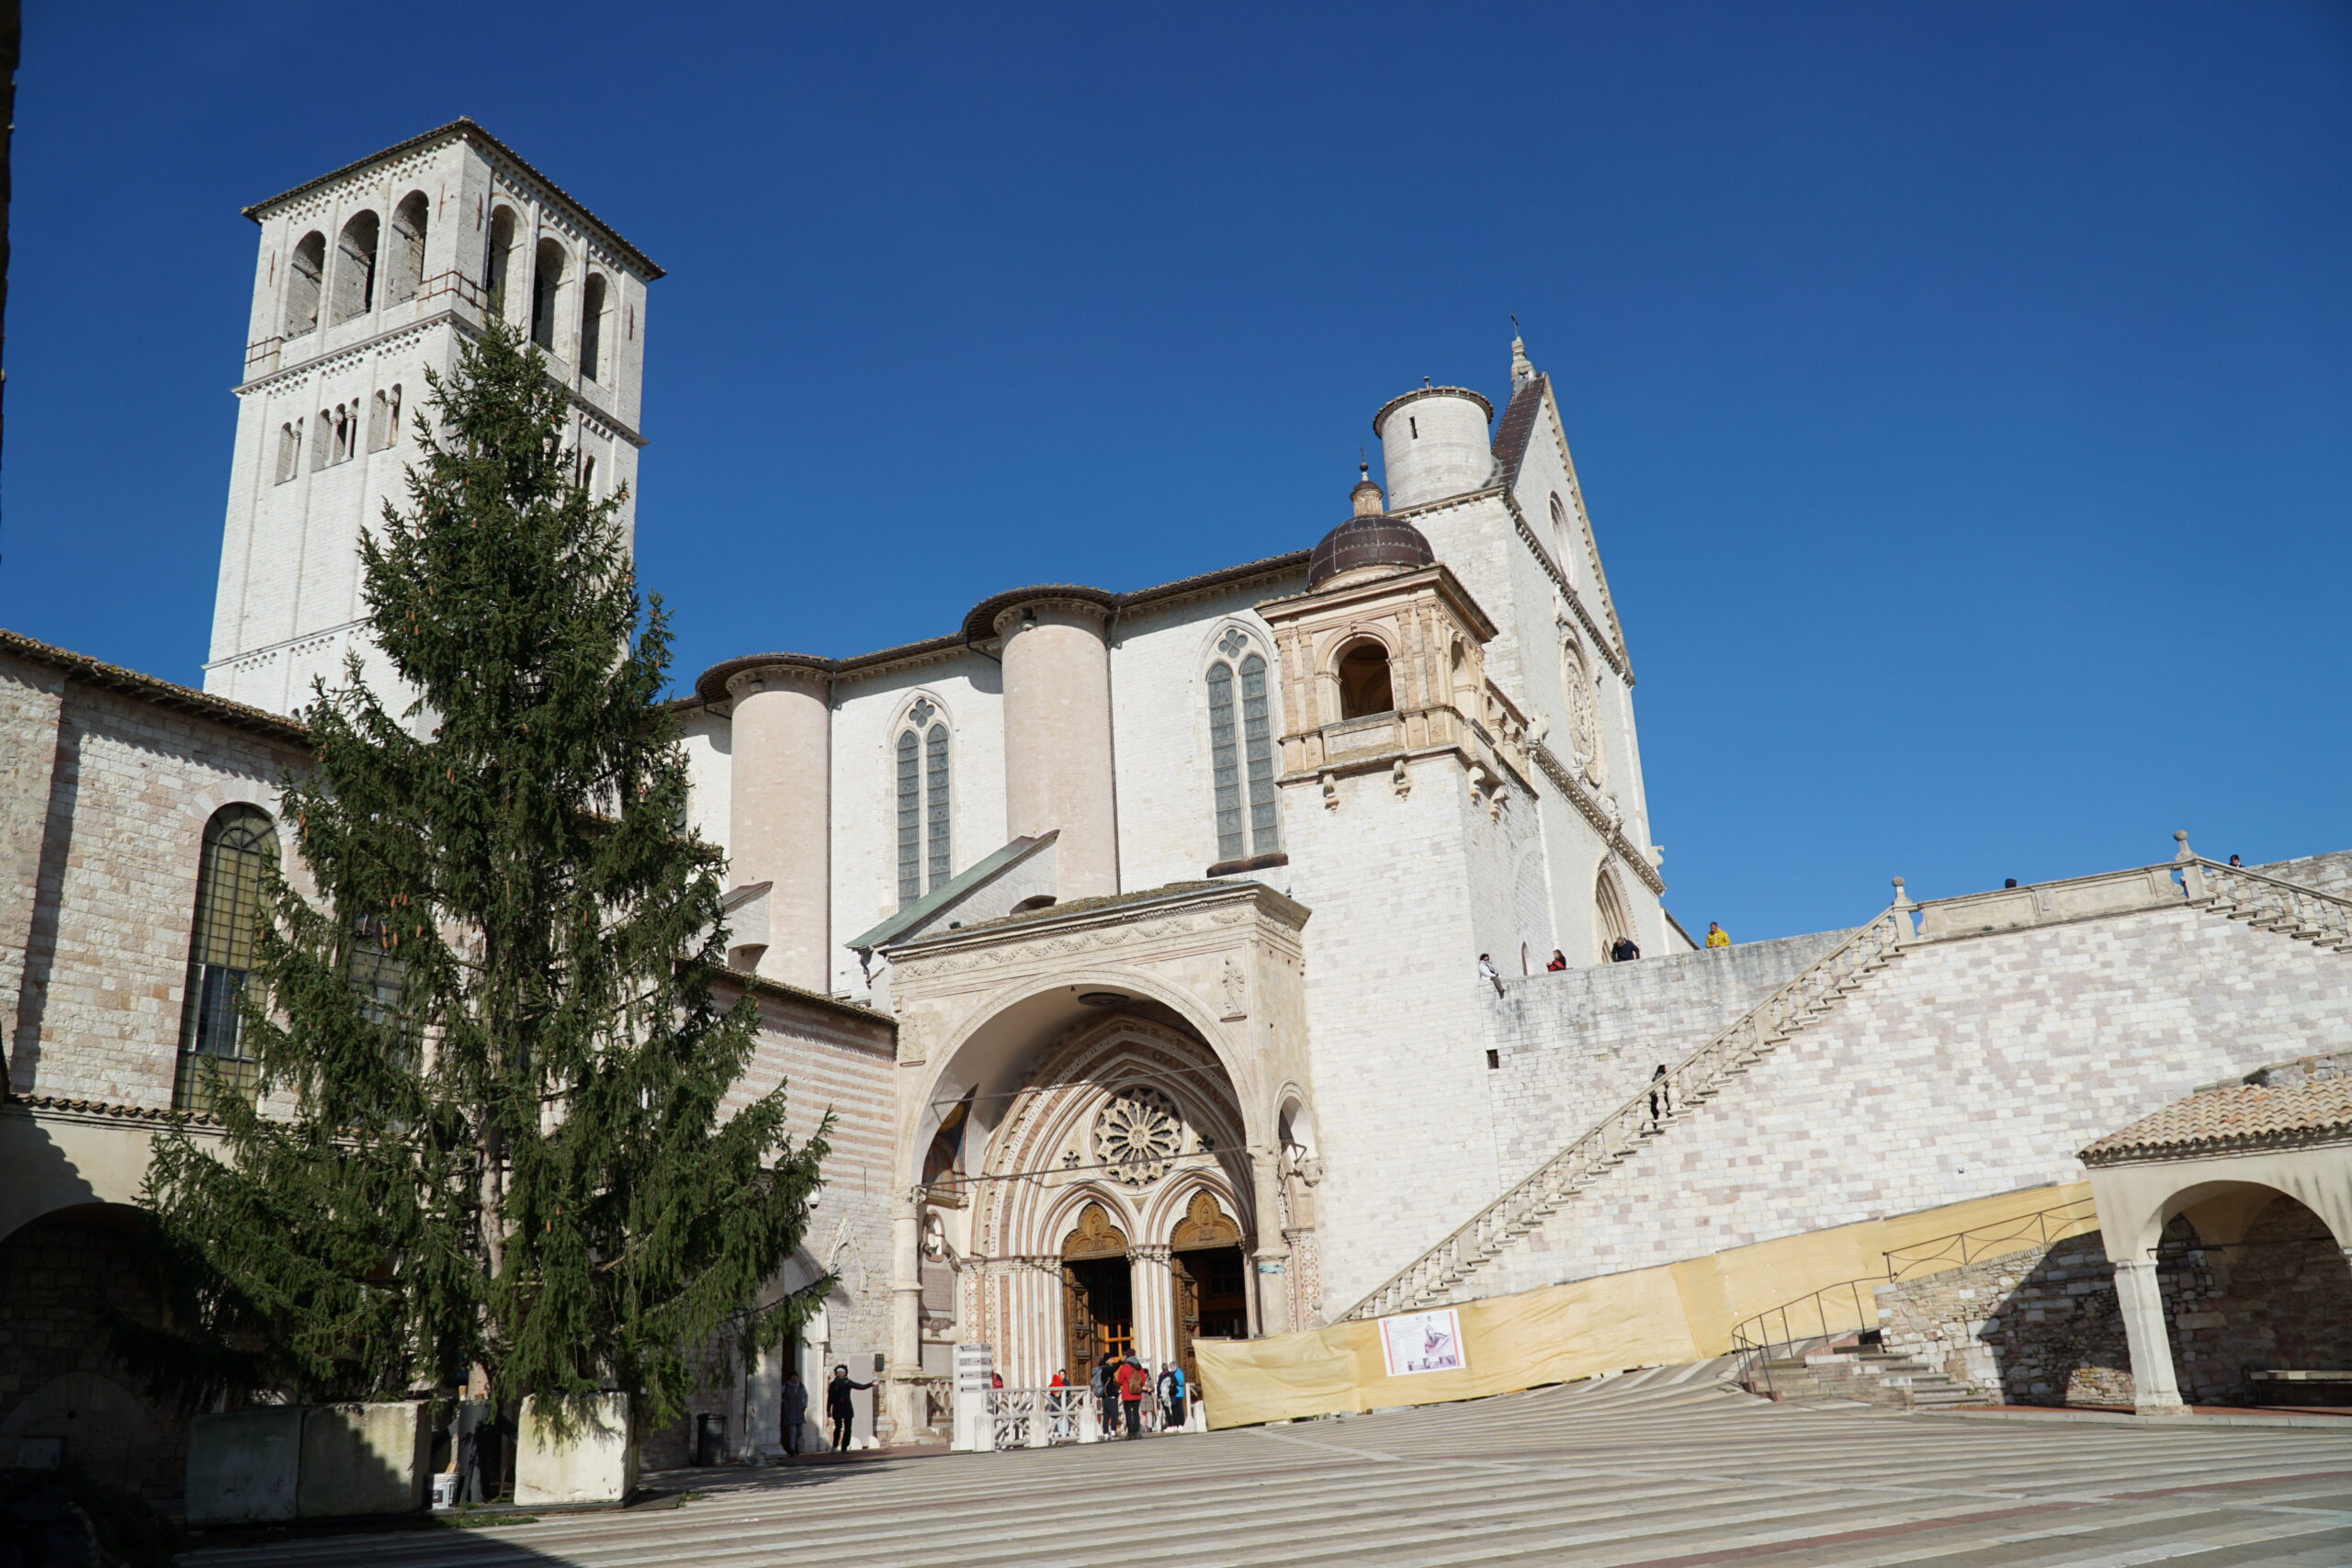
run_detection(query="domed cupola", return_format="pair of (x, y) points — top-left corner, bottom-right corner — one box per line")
(1308, 464), (1435, 589)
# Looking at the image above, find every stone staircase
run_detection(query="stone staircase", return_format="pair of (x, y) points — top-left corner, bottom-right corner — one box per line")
(1340, 848), (2352, 1325)
(2187, 848), (2352, 953)
(1340, 900), (1914, 1320)
(1749, 1332), (1980, 1412)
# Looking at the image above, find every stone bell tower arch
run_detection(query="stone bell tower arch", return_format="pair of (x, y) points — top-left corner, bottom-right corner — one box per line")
(208, 119), (661, 716)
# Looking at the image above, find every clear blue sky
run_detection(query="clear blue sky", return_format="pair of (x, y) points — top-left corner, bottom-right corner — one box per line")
(5, 2), (2346, 942)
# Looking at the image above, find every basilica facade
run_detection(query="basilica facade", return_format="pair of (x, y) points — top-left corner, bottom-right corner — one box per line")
(10, 123), (2349, 1487)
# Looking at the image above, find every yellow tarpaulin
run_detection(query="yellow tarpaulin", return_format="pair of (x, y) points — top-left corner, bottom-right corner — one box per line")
(1195, 1180), (2091, 1428)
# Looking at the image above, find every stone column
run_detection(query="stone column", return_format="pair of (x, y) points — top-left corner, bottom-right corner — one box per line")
(742, 1340), (782, 1459)
(884, 1187), (928, 1444)
(2112, 1258), (2187, 1415)
(726, 662), (831, 990)
(1249, 1148), (1292, 1337)
(996, 595), (1118, 900)
(1132, 1245), (1175, 1368)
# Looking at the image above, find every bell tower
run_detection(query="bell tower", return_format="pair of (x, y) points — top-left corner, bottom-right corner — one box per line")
(206, 119), (662, 716)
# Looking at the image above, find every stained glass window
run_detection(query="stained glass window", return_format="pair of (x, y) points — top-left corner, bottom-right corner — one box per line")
(896, 729), (922, 907)
(1208, 660), (1241, 861)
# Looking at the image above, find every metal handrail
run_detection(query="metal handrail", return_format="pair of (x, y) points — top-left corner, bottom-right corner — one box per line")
(1731, 1194), (2106, 1397)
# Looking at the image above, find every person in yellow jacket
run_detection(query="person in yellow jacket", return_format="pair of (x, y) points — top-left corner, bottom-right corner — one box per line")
(1705, 921), (1731, 948)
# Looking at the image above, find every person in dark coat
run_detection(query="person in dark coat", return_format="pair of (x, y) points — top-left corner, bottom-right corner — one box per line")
(1647, 1064), (1671, 1129)
(782, 1371), (809, 1457)
(1610, 935), (1640, 963)
(1091, 1353), (1119, 1435)
(826, 1364), (872, 1452)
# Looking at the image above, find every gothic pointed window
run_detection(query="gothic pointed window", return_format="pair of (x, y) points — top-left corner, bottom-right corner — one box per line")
(924, 723), (951, 892)
(1239, 653), (1278, 855)
(1207, 660), (1240, 861)
(173, 805), (278, 1113)
(1207, 630), (1280, 863)
(894, 700), (951, 908)
(895, 729), (921, 907)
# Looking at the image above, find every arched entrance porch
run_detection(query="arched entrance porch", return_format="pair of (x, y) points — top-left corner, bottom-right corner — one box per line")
(957, 1012), (1257, 1386)
(2085, 1087), (2352, 1414)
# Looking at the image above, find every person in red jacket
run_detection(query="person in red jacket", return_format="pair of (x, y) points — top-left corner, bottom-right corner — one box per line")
(1114, 1355), (1148, 1438)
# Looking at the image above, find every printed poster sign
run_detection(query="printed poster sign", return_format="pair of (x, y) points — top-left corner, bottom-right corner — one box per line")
(1378, 1308), (1467, 1377)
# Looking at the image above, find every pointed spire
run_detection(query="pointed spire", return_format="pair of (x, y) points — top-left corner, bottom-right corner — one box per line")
(1510, 320), (1534, 389)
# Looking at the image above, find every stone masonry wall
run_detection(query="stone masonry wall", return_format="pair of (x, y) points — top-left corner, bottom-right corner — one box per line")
(1478, 901), (2352, 1298)
(1481, 931), (1849, 1189)
(1876, 1235), (2135, 1408)
(4, 664), (311, 1110)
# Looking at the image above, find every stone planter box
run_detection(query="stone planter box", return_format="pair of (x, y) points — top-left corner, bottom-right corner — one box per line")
(514, 1393), (636, 1506)
(187, 1400), (431, 1526)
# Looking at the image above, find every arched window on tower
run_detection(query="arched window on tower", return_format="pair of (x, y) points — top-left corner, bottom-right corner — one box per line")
(276, 422), (300, 484)
(1549, 491), (1572, 576)
(484, 208), (517, 319)
(285, 231), (325, 338)
(530, 238), (567, 352)
(369, 385), (402, 452)
(386, 191), (429, 306)
(332, 210), (379, 324)
(579, 273), (609, 382)
(1335, 638), (1394, 720)
(1206, 630), (1281, 863)
(173, 805), (278, 1113)
(893, 699), (954, 907)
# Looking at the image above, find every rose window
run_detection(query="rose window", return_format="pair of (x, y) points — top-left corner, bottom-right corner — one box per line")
(1094, 1088), (1184, 1186)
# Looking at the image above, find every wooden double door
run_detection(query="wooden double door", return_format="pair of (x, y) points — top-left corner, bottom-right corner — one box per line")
(1171, 1244), (1249, 1385)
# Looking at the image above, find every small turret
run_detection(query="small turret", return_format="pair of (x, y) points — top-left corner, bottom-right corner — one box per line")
(1373, 383), (1496, 509)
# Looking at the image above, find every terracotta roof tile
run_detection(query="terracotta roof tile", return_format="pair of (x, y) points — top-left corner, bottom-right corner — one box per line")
(2080, 1078), (2352, 1165)
(1490, 373), (1547, 490)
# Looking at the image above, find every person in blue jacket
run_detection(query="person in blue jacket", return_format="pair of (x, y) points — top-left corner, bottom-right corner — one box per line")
(1158, 1361), (1188, 1429)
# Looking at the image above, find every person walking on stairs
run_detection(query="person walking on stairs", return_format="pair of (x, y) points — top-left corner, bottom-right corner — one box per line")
(826, 1364), (872, 1452)
(1647, 1064), (1671, 1130)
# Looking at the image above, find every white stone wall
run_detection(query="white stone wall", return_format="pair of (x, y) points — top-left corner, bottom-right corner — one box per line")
(1283, 754), (1524, 1313)
(1476, 905), (2352, 1299)
(1107, 583), (1304, 896)
(825, 654), (1006, 996)
(1480, 930), (1850, 1187)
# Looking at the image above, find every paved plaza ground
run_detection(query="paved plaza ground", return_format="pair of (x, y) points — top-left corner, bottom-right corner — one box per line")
(183, 1366), (2352, 1567)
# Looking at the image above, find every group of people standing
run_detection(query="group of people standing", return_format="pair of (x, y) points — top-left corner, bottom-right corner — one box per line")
(1050, 1353), (1193, 1438)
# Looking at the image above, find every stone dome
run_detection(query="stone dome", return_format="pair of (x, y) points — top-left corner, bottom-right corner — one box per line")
(1309, 468), (1434, 588)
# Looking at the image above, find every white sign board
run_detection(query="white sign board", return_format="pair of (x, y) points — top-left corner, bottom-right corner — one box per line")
(1378, 1308), (1467, 1377)
(953, 1342), (994, 1393)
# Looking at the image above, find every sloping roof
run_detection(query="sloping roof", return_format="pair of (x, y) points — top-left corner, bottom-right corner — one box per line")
(844, 833), (1056, 953)
(243, 118), (663, 280)
(0, 629), (311, 745)
(2080, 1078), (2352, 1166)
(1490, 373), (1547, 490)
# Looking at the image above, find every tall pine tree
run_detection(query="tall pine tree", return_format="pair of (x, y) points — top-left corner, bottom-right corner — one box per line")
(134, 321), (830, 1428)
